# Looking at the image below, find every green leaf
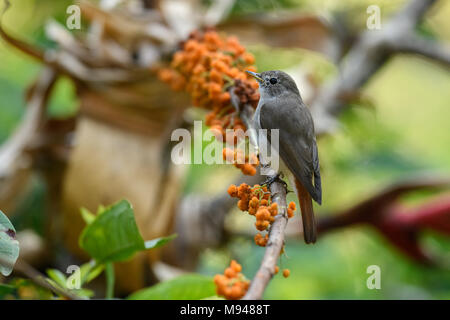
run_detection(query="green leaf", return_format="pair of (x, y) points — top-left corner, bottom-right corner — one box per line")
(127, 274), (215, 300)
(202, 295), (225, 300)
(96, 205), (106, 215)
(46, 268), (95, 299)
(0, 283), (15, 297)
(79, 200), (145, 263)
(144, 234), (177, 250)
(80, 260), (105, 284)
(0, 210), (19, 276)
(10, 278), (53, 300)
(80, 207), (95, 225)
(46, 269), (68, 289)
(72, 288), (94, 299)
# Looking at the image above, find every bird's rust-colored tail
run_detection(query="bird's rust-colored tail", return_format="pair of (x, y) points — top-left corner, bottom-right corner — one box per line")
(295, 178), (317, 244)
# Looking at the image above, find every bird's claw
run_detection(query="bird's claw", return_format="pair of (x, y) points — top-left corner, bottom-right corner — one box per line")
(261, 173), (288, 190)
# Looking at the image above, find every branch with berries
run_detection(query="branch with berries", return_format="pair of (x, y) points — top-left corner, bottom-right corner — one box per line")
(158, 29), (261, 177)
(226, 96), (294, 300)
(158, 29), (293, 300)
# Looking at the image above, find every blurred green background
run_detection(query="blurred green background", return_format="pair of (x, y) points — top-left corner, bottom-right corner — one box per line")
(1, 0), (449, 299)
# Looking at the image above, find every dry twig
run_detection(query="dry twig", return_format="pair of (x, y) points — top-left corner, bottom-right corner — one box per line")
(0, 68), (57, 179)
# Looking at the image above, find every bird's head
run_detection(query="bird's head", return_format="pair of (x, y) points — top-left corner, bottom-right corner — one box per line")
(246, 70), (300, 99)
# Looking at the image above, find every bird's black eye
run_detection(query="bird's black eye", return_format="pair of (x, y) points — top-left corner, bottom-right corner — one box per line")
(269, 77), (278, 84)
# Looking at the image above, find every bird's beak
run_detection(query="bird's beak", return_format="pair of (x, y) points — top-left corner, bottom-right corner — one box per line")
(246, 71), (263, 83)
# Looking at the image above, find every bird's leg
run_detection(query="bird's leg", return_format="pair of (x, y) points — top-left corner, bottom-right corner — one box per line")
(261, 171), (288, 190)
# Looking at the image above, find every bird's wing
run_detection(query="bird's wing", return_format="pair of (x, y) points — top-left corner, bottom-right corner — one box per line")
(259, 96), (322, 204)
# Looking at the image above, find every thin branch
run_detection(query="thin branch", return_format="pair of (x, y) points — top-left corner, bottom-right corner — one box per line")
(242, 179), (288, 300)
(387, 34), (450, 66)
(317, 174), (450, 234)
(0, 257), (84, 300)
(0, 0), (45, 61)
(44, 50), (146, 83)
(230, 175), (450, 241)
(0, 67), (57, 178)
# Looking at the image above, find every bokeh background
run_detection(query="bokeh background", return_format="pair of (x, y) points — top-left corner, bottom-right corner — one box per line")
(0, 0), (449, 299)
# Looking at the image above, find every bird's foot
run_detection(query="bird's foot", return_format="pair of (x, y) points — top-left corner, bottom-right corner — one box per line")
(261, 173), (288, 190)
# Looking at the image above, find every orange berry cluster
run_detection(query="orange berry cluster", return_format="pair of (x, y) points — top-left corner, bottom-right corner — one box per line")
(287, 201), (296, 218)
(233, 79), (259, 107)
(214, 260), (250, 300)
(254, 233), (269, 247)
(158, 29), (259, 114)
(222, 148), (259, 176)
(158, 29), (261, 175)
(228, 183), (279, 246)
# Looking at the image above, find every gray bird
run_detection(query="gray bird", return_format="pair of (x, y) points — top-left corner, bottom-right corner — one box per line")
(246, 70), (322, 244)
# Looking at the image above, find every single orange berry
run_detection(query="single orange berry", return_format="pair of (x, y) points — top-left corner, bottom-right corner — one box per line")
(258, 238), (267, 247)
(223, 148), (235, 162)
(289, 201), (296, 210)
(237, 199), (248, 211)
(205, 112), (216, 126)
(261, 220), (270, 230)
(283, 269), (290, 278)
(227, 184), (238, 197)
(241, 164), (256, 176)
(256, 208), (270, 221)
(249, 197), (259, 208)
(224, 267), (236, 278)
(269, 203), (278, 216)
(230, 260), (242, 273)
(242, 52), (255, 64)
(287, 208), (294, 218)
(220, 92), (231, 104)
(230, 285), (242, 300)
(223, 286), (233, 299)
(237, 183), (249, 197)
(255, 220), (265, 231)
(209, 69), (223, 83)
